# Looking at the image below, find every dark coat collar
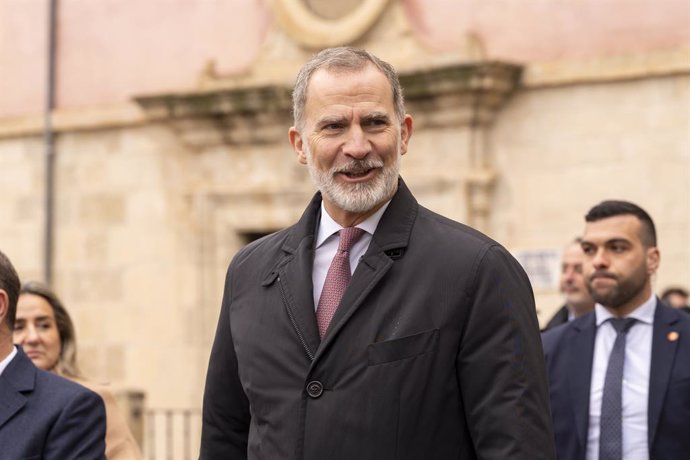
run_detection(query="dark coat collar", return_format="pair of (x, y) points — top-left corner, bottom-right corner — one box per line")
(272, 178), (419, 359)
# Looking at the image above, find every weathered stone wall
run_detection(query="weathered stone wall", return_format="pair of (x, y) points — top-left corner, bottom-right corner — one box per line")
(491, 74), (690, 319)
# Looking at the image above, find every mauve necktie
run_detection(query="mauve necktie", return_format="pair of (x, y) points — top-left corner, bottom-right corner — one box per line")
(599, 317), (637, 460)
(316, 227), (365, 338)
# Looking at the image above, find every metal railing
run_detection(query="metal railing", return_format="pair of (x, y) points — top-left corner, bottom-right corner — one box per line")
(144, 408), (201, 460)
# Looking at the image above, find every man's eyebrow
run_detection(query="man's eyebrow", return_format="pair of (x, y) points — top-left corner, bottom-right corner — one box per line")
(315, 115), (348, 127)
(581, 237), (631, 246)
(362, 112), (391, 122)
(605, 238), (632, 245)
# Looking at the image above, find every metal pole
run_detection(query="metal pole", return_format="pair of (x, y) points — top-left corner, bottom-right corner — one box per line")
(44, 0), (58, 284)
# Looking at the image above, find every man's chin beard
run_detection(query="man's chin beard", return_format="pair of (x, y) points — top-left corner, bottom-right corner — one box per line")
(588, 273), (648, 310)
(309, 161), (399, 213)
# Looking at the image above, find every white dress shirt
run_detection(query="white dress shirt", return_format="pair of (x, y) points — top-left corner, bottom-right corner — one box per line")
(0, 345), (18, 376)
(312, 201), (390, 311)
(586, 294), (656, 460)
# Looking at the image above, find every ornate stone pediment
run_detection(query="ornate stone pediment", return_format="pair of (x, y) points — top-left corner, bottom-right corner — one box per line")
(134, 61), (521, 149)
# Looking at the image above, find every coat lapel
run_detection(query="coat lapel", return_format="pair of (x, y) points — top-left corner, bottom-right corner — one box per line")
(0, 377), (26, 429)
(647, 301), (680, 448)
(567, 314), (596, 453)
(316, 179), (418, 357)
(0, 349), (34, 429)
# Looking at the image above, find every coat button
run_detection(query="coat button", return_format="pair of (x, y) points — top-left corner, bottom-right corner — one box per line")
(306, 380), (323, 398)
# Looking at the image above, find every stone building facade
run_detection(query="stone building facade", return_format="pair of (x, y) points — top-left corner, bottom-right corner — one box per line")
(0, 0), (688, 456)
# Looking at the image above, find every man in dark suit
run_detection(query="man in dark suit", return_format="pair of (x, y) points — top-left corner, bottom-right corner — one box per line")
(0, 249), (106, 459)
(542, 201), (690, 459)
(543, 238), (595, 331)
(201, 47), (555, 459)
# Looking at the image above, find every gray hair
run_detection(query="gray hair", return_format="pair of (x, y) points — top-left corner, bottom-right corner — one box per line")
(292, 47), (405, 131)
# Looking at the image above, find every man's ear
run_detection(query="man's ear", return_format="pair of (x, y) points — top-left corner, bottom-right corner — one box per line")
(398, 114), (413, 156)
(288, 127), (308, 165)
(0, 290), (8, 327)
(646, 247), (660, 274)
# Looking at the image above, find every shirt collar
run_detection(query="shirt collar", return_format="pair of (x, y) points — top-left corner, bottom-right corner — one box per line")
(595, 292), (656, 326)
(0, 345), (18, 376)
(315, 200), (391, 249)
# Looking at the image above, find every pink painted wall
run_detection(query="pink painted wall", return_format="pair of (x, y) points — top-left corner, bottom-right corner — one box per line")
(0, 0), (271, 117)
(1, 0), (688, 117)
(403, 0), (690, 60)
(0, 0), (50, 117)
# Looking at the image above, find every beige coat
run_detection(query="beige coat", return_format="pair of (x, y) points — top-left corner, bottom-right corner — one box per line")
(72, 378), (143, 460)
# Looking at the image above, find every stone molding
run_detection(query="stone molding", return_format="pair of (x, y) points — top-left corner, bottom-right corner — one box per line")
(266, 0), (390, 48)
(524, 45), (690, 87)
(134, 85), (293, 149)
(1, 48), (687, 139)
(132, 61), (522, 149)
(401, 61), (522, 128)
(0, 104), (145, 139)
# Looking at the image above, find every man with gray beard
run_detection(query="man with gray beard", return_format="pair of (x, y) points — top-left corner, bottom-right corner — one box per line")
(201, 47), (554, 460)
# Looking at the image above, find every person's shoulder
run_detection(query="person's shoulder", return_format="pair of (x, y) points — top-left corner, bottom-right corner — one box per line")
(417, 206), (492, 240)
(542, 306), (569, 332)
(415, 205), (505, 261)
(36, 368), (103, 402)
(541, 321), (567, 353)
(541, 312), (593, 352)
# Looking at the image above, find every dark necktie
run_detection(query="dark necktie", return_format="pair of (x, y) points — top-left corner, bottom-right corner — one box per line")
(316, 227), (365, 338)
(599, 317), (637, 460)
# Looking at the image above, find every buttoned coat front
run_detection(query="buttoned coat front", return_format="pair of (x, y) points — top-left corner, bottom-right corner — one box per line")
(201, 180), (555, 460)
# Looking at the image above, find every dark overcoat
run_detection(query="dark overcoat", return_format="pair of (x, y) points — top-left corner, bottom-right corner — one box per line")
(0, 347), (106, 459)
(201, 179), (555, 459)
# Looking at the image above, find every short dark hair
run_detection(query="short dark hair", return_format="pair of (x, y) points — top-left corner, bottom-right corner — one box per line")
(0, 250), (20, 331)
(661, 286), (689, 301)
(585, 200), (657, 247)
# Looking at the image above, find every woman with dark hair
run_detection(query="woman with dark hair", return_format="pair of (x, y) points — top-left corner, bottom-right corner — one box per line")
(13, 281), (142, 460)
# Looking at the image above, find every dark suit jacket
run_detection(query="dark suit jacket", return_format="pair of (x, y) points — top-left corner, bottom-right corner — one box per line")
(0, 347), (106, 459)
(543, 305), (570, 331)
(542, 300), (690, 460)
(201, 179), (555, 459)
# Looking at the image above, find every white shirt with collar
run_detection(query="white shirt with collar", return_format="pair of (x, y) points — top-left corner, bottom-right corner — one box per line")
(0, 345), (18, 376)
(312, 200), (390, 311)
(586, 293), (656, 460)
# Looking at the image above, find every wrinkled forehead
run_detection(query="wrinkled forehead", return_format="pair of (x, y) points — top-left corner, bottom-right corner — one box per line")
(306, 65), (393, 105)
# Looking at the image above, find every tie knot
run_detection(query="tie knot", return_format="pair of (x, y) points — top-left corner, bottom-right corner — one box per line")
(608, 317), (636, 334)
(338, 227), (366, 252)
